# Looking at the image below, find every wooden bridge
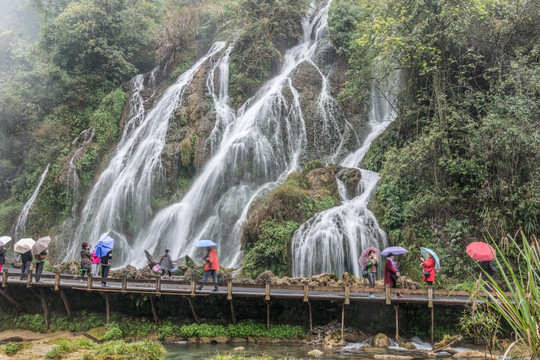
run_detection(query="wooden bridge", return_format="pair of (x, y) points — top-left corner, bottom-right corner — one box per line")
(0, 268), (484, 343)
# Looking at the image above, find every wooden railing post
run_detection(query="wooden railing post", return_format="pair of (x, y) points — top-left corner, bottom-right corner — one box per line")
(87, 274), (93, 291)
(385, 284), (391, 304)
(121, 276), (127, 292)
(26, 270), (33, 288)
(227, 280), (233, 301)
(190, 280), (196, 296)
(303, 284), (309, 302)
(156, 276), (161, 296)
(2, 269), (7, 288)
(428, 285), (433, 308)
(344, 285), (350, 305)
(265, 281), (270, 301)
(54, 272), (60, 291)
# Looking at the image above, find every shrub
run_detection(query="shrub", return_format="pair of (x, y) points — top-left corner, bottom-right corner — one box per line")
(102, 326), (123, 341)
(2, 342), (23, 356)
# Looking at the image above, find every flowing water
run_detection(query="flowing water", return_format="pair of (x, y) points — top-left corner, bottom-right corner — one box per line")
(67, 128), (95, 214)
(14, 163), (50, 238)
(291, 85), (397, 278)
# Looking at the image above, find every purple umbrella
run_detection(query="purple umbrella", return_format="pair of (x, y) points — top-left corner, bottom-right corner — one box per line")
(358, 246), (380, 270)
(380, 246), (409, 256)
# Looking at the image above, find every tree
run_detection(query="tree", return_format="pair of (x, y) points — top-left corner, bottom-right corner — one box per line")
(39, 0), (160, 81)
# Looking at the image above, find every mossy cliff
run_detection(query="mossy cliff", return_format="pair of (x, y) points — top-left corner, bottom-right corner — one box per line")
(241, 163), (361, 278)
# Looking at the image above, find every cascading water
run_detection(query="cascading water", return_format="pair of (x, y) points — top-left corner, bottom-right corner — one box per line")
(291, 85), (397, 278)
(129, 0), (354, 267)
(67, 128), (95, 214)
(64, 43), (227, 263)
(15, 164), (50, 238)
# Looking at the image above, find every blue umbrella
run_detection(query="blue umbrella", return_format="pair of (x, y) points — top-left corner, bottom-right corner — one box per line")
(381, 246), (409, 256)
(192, 239), (217, 247)
(420, 247), (441, 270)
(94, 235), (114, 257)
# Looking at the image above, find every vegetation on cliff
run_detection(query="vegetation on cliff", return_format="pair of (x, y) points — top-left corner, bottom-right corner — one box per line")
(329, 0), (540, 284)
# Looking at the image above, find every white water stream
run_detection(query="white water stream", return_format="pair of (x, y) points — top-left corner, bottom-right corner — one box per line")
(291, 86), (397, 278)
(15, 164), (50, 238)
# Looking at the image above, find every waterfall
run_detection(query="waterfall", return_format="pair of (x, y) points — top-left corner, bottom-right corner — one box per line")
(129, 0), (352, 267)
(15, 164), (50, 237)
(291, 85), (397, 278)
(67, 128), (95, 214)
(64, 43), (227, 262)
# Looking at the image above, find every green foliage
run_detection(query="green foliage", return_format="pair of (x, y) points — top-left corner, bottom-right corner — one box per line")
(45, 338), (164, 360)
(13, 313), (47, 332)
(242, 220), (299, 278)
(463, 232), (540, 358)
(178, 321), (304, 339)
(460, 305), (501, 354)
(89, 89), (125, 147)
(228, 0), (308, 104)
(38, 0), (160, 81)
(102, 326), (123, 341)
(2, 342), (23, 356)
(302, 159), (323, 172)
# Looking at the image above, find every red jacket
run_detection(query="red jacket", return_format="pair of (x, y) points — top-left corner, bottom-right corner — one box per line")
(422, 257), (435, 282)
(384, 258), (398, 285)
(203, 248), (219, 271)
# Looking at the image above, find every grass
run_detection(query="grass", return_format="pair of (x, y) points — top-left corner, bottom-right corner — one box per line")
(462, 231), (540, 359)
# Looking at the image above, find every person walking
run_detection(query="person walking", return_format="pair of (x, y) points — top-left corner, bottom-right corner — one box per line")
(0, 245), (5, 280)
(384, 253), (402, 298)
(91, 249), (100, 277)
(80, 242), (92, 281)
(34, 249), (47, 282)
(100, 250), (112, 287)
(197, 247), (219, 291)
(421, 252), (436, 286)
(366, 250), (378, 298)
(479, 259), (497, 291)
(20, 250), (33, 280)
(159, 249), (172, 278)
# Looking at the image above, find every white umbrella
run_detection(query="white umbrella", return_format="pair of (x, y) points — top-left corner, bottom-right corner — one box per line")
(32, 236), (51, 255)
(14, 238), (35, 254)
(0, 236), (12, 247)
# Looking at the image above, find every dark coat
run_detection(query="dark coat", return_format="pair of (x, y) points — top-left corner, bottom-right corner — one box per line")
(0, 248), (5, 264)
(80, 247), (92, 269)
(479, 260), (497, 281)
(100, 251), (112, 266)
(21, 250), (33, 263)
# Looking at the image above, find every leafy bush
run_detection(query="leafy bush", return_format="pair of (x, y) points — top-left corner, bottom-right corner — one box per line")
(177, 321), (304, 340)
(2, 342), (23, 356)
(102, 326), (123, 341)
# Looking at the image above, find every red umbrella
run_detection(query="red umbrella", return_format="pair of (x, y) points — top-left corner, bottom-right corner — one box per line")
(466, 242), (496, 261)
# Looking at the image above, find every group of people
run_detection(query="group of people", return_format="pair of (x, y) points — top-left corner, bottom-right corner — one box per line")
(79, 242), (112, 287)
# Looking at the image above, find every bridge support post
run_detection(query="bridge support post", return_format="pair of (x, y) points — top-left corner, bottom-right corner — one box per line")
(26, 270), (33, 288)
(229, 299), (237, 324)
(266, 301), (270, 330)
(40, 288), (49, 329)
(308, 302), (312, 333)
(105, 293), (110, 324)
(385, 284), (391, 304)
(150, 296), (158, 324)
(394, 304), (399, 341)
(341, 302), (345, 340)
(0, 288), (23, 311)
(187, 297), (200, 324)
(59, 289), (72, 321)
(430, 306), (434, 344)
(87, 274), (93, 291)
(54, 272), (60, 291)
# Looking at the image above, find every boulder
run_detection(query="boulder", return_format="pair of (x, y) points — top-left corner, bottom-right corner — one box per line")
(211, 336), (229, 343)
(335, 167), (362, 199)
(374, 356), (412, 360)
(307, 349), (324, 357)
(398, 341), (416, 350)
(372, 333), (391, 348)
(452, 350), (497, 359)
(433, 335), (462, 351)
(233, 346), (245, 351)
(344, 333), (366, 343)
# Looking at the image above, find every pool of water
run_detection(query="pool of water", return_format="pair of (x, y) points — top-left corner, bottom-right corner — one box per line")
(164, 342), (442, 359)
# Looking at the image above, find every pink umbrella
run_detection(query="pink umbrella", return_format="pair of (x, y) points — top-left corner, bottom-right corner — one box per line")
(358, 246), (380, 270)
(466, 242), (496, 261)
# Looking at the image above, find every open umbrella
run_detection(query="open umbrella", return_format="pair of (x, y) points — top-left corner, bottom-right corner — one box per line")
(466, 242), (496, 261)
(32, 236), (51, 255)
(0, 236), (12, 247)
(192, 239), (217, 247)
(420, 247), (441, 270)
(94, 235), (115, 257)
(358, 246), (380, 271)
(14, 238), (35, 254)
(381, 246), (409, 256)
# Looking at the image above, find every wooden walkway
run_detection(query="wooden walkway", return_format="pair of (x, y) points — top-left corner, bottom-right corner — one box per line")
(0, 268), (485, 342)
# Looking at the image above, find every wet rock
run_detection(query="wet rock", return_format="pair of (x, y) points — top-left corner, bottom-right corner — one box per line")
(452, 350), (497, 359)
(233, 346), (245, 351)
(163, 336), (176, 342)
(53, 260), (80, 275)
(307, 349), (324, 357)
(211, 336), (229, 343)
(344, 332), (366, 343)
(433, 335), (462, 351)
(372, 333), (391, 348)
(374, 356), (412, 360)
(398, 341), (416, 350)
(230, 337), (248, 343)
(335, 167), (362, 199)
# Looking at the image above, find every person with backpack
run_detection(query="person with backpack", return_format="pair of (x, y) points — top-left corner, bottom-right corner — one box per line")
(34, 249), (48, 282)
(91, 249), (100, 277)
(197, 247), (219, 291)
(366, 250), (378, 298)
(80, 242), (92, 281)
(159, 249), (172, 278)
(100, 250), (112, 287)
